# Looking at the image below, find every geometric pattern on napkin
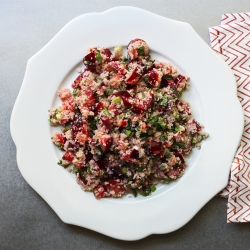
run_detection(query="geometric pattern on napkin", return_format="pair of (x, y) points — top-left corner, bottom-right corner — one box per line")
(221, 12), (250, 25)
(209, 13), (250, 222)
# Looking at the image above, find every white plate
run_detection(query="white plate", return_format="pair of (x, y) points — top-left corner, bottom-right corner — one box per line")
(10, 6), (244, 240)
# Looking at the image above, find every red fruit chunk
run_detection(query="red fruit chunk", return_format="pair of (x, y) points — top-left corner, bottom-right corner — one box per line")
(122, 149), (139, 161)
(147, 70), (160, 87)
(174, 74), (185, 85)
(66, 140), (80, 152)
(72, 73), (83, 88)
(106, 61), (120, 73)
(59, 118), (69, 124)
(83, 51), (96, 72)
(110, 167), (123, 178)
(56, 133), (66, 145)
(143, 93), (154, 108)
(72, 115), (88, 139)
(127, 39), (148, 59)
(168, 74), (186, 90)
(176, 100), (191, 115)
(132, 92), (154, 114)
(115, 91), (132, 98)
(126, 84), (137, 90)
(133, 103), (145, 114)
(104, 179), (126, 197)
(84, 88), (96, 106)
(84, 150), (93, 164)
(161, 75), (174, 88)
(102, 48), (112, 58)
(94, 185), (107, 199)
(62, 150), (74, 162)
(115, 91), (133, 109)
(127, 38), (143, 46)
(130, 149), (139, 159)
(194, 120), (202, 132)
(173, 152), (185, 164)
(126, 66), (141, 84)
(108, 105), (122, 116)
(167, 167), (183, 179)
(122, 97), (133, 109)
(150, 140), (162, 155)
(95, 157), (109, 170)
(62, 96), (75, 112)
(95, 102), (104, 114)
(100, 136), (112, 152)
(100, 115), (111, 131)
(119, 120), (127, 127)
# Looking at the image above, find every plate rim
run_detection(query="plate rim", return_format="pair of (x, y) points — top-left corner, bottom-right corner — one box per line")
(10, 6), (244, 240)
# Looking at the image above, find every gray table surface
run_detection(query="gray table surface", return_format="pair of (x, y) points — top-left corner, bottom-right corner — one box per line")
(1, 0), (250, 249)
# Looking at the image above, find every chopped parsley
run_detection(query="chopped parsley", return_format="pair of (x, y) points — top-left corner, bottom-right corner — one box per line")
(137, 46), (145, 56)
(96, 50), (102, 64)
(103, 106), (110, 116)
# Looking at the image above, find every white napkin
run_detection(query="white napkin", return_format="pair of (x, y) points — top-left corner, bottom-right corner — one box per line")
(209, 13), (250, 222)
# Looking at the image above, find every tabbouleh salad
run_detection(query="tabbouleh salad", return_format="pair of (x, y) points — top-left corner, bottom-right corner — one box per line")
(49, 39), (208, 199)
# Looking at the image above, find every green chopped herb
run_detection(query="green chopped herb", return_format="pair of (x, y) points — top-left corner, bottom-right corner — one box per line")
(192, 137), (199, 144)
(113, 97), (121, 103)
(121, 58), (128, 63)
(122, 167), (127, 174)
(163, 75), (174, 80)
(80, 171), (85, 178)
(103, 106), (110, 116)
(97, 145), (104, 154)
(127, 176), (133, 182)
(150, 184), (156, 192)
(165, 152), (172, 158)
(55, 142), (62, 147)
(140, 132), (150, 139)
(133, 165), (144, 172)
(73, 88), (78, 97)
(137, 46), (145, 56)
(143, 75), (149, 82)
(141, 188), (151, 196)
(87, 164), (92, 173)
(131, 189), (138, 197)
(72, 166), (79, 174)
(159, 96), (168, 106)
(125, 130), (132, 137)
(96, 50), (102, 64)
(105, 87), (114, 96)
(171, 88), (181, 98)
(173, 142), (185, 149)
(160, 165), (166, 170)
(88, 117), (97, 130)
(148, 116), (158, 125)
(164, 177), (170, 182)
(84, 60), (94, 65)
(61, 126), (70, 133)
(160, 132), (167, 141)
(157, 118), (167, 129)
(178, 142), (185, 149)
(57, 160), (63, 166)
(173, 111), (180, 119)
(57, 160), (68, 168)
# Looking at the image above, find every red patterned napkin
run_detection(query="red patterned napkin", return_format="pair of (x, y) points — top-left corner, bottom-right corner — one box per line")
(209, 13), (250, 222)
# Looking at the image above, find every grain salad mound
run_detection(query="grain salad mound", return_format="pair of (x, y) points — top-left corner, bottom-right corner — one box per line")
(49, 39), (208, 199)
